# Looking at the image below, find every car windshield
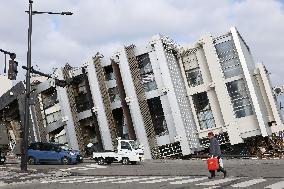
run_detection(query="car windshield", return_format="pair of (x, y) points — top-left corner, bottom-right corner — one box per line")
(129, 141), (139, 150)
(60, 145), (70, 151)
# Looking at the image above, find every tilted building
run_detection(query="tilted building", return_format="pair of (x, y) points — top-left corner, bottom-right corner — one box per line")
(28, 27), (284, 159)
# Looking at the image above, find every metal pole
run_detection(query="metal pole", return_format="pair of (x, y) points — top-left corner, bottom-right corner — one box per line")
(21, 0), (33, 171)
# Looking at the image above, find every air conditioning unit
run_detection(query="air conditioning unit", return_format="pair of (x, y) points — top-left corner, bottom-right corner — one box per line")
(274, 86), (283, 95)
(161, 87), (169, 95)
(174, 135), (182, 142)
(92, 106), (99, 113)
(82, 62), (89, 67)
(61, 116), (69, 122)
(125, 96), (132, 104)
(209, 82), (215, 88)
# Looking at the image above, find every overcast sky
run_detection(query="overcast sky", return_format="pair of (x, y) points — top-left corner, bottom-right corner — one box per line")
(0, 1), (283, 88)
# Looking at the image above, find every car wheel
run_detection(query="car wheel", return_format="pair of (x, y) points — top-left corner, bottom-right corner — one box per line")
(97, 157), (105, 165)
(28, 157), (36, 165)
(61, 157), (70, 165)
(122, 158), (130, 165)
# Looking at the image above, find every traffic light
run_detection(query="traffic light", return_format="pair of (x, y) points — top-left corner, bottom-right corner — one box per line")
(8, 59), (18, 80)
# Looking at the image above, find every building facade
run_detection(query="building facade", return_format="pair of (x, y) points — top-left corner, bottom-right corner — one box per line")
(178, 27), (284, 147)
(28, 27), (284, 159)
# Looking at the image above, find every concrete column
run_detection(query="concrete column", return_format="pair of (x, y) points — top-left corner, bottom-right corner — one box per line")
(117, 48), (153, 159)
(55, 68), (79, 150)
(85, 61), (114, 151)
(206, 89), (225, 128)
(148, 50), (176, 143)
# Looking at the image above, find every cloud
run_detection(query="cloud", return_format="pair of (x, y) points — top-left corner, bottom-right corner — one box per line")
(0, 0), (283, 90)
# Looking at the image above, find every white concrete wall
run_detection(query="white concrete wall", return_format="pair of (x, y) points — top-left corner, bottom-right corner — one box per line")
(85, 60), (114, 151)
(0, 75), (12, 96)
(231, 27), (270, 137)
(55, 68), (79, 150)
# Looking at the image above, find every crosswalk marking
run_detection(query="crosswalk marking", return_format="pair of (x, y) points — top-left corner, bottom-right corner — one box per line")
(2, 174), (284, 189)
(59, 177), (104, 184)
(196, 177), (238, 186)
(140, 177), (190, 183)
(85, 176), (139, 184)
(0, 181), (8, 187)
(113, 176), (164, 183)
(41, 176), (93, 183)
(169, 177), (208, 184)
(59, 164), (106, 171)
(265, 180), (284, 189)
(232, 178), (266, 187)
(62, 177), (116, 184)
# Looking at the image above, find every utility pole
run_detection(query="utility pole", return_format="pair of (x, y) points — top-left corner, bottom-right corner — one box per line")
(21, 0), (73, 171)
(21, 0), (33, 172)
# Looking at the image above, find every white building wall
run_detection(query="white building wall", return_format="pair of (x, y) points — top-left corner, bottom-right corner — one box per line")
(151, 35), (200, 154)
(201, 34), (244, 144)
(231, 27), (271, 137)
(55, 68), (79, 150)
(0, 75), (12, 96)
(85, 60), (114, 151)
(148, 47), (176, 144)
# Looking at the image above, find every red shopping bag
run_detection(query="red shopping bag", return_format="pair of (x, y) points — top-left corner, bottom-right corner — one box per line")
(207, 157), (219, 171)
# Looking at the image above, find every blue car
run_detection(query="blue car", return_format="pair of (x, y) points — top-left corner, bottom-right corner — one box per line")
(28, 142), (82, 165)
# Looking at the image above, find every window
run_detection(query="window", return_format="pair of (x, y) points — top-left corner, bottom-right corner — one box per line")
(104, 66), (115, 81)
(215, 36), (243, 78)
(137, 54), (157, 92)
(41, 90), (58, 110)
(121, 141), (131, 150)
(192, 92), (216, 130)
(226, 79), (254, 118)
(45, 111), (61, 125)
(147, 97), (169, 136)
(185, 68), (203, 87)
(108, 87), (120, 102)
(73, 79), (92, 112)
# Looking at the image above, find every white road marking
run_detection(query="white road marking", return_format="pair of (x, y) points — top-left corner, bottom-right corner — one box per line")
(140, 177), (191, 184)
(170, 177), (208, 184)
(196, 177), (239, 186)
(265, 180), (284, 189)
(84, 176), (139, 184)
(203, 186), (220, 189)
(232, 178), (266, 187)
(60, 164), (106, 171)
(0, 181), (8, 187)
(113, 176), (164, 183)
(41, 176), (93, 183)
(61, 177), (115, 184)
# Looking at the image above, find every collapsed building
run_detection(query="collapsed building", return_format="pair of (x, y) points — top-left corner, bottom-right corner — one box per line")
(4, 27), (283, 159)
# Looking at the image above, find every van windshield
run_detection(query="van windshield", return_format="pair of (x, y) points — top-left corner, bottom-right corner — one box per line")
(129, 141), (139, 150)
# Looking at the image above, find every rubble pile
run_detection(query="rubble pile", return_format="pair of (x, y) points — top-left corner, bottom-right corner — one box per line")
(247, 135), (284, 159)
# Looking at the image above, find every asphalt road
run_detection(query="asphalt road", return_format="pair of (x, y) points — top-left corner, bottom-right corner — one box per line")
(1, 158), (284, 189)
